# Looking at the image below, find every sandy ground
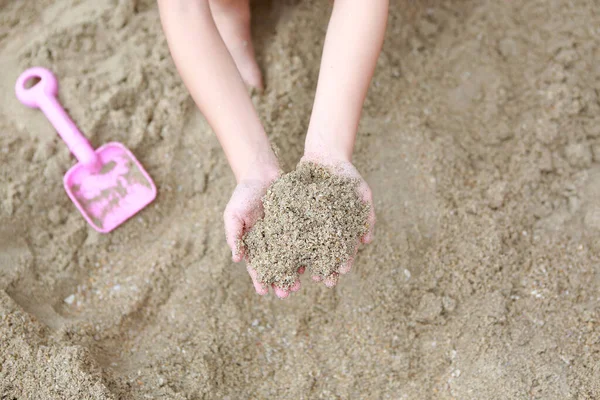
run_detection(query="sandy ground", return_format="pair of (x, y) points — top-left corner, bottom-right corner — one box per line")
(1, 0), (599, 398)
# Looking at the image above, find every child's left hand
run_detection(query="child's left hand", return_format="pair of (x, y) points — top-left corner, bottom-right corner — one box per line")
(299, 154), (376, 288)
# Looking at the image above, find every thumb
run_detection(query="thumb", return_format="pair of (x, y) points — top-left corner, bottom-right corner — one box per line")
(224, 211), (245, 262)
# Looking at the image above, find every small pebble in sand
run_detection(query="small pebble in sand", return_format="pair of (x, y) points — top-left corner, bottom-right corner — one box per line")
(243, 162), (369, 289)
(64, 294), (76, 305)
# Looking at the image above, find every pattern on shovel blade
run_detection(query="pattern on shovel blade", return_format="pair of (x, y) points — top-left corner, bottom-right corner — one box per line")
(64, 143), (156, 233)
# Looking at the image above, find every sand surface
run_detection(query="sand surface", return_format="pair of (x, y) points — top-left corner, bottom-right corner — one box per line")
(1, 0), (599, 398)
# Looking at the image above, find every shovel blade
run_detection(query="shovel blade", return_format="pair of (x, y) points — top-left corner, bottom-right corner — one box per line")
(64, 142), (156, 233)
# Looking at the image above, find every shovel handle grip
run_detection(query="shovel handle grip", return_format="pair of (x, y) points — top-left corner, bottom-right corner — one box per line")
(16, 67), (99, 171)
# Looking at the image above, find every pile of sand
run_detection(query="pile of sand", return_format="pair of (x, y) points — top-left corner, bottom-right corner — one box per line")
(244, 162), (369, 288)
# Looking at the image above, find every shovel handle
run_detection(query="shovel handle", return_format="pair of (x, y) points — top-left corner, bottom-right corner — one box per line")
(16, 67), (99, 171)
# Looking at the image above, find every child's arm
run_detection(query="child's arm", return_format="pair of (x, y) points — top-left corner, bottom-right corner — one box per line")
(302, 0), (387, 286)
(304, 0), (389, 162)
(158, 0), (280, 269)
(157, 0), (278, 183)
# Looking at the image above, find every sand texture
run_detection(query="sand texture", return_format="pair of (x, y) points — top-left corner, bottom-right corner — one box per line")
(244, 162), (369, 288)
(1, 0), (599, 398)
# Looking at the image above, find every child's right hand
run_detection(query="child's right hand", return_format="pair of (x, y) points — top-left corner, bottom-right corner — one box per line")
(223, 163), (303, 299)
(223, 170), (277, 264)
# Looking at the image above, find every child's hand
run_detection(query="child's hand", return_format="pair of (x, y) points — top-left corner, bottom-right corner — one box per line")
(297, 0), (385, 290)
(224, 164), (304, 298)
(224, 177), (273, 263)
(299, 154), (376, 288)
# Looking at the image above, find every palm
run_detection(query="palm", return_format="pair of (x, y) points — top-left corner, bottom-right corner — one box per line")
(224, 178), (304, 299)
(224, 180), (269, 262)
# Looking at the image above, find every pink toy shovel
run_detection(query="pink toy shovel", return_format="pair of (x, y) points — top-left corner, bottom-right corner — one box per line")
(15, 67), (157, 233)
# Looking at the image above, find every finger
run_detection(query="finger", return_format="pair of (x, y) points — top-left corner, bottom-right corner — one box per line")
(339, 259), (353, 274)
(312, 275), (323, 282)
(236, 244), (246, 262)
(297, 266), (306, 274)
(247, 266), (268, 295)
(289, 279), (301, 292)
(324, 273), (339, 288)
(272, 284), (290, 299)
(224, 211), (245, 262)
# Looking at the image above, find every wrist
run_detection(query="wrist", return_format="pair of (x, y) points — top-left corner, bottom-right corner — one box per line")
(303, 133), (353, 165)
(304, 114), (356, 163)
(234, 150), (281, 184)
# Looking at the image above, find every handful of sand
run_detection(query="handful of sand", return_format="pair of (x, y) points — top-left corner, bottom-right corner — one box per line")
(243, 162), (370, 289)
